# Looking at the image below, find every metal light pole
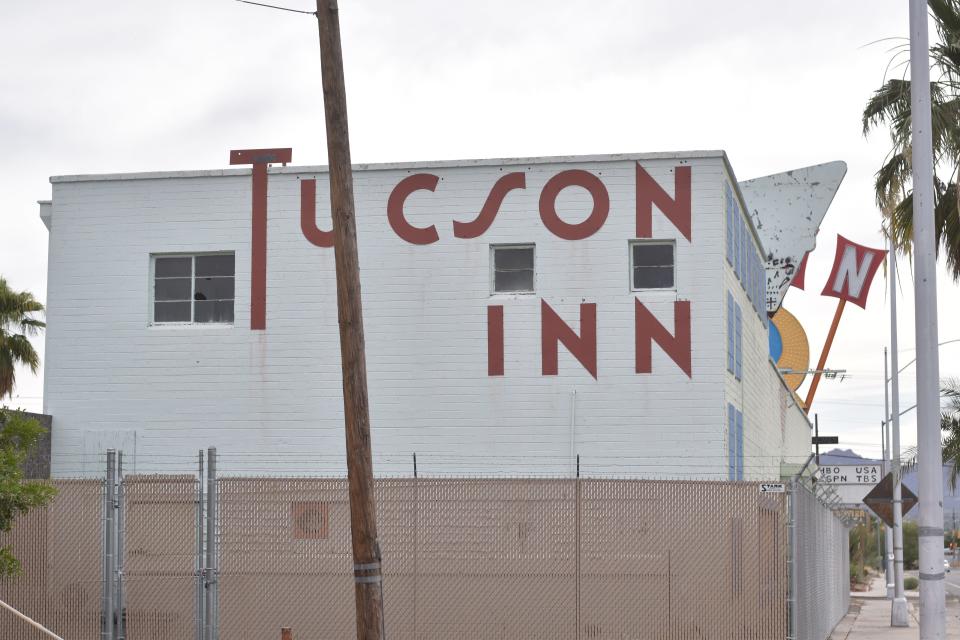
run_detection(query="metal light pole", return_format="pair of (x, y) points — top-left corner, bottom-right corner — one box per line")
(888, 258), (908, 626)
(909, 0), (946, 634)
(881, 412), (894, 597)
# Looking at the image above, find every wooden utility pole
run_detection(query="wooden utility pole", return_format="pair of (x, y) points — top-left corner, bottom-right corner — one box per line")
(315, 1), (384, 638)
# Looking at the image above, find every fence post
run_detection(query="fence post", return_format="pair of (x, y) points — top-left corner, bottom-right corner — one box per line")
(786, 476), (798, 640)
(196, 450), (206, 640)
(575, 454), (581, 640)
(116, 451), (126, 640)
(412, 453), (418, 639)
(205, 447), (218, 640)
(102, 449), (116, 640)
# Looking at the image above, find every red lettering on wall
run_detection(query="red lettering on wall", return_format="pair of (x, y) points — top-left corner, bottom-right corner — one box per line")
(387, 174), (441, 245)
(634, 299), (692, 377)
(636, 164), (692, 242)
(539, 170), (609, 240)
(230, 148), (293, 330)
(300, 179), (334, 248)
(541, 301), (597, 379)
(488, 305), (504, 376)
(453, 172), (526, 239)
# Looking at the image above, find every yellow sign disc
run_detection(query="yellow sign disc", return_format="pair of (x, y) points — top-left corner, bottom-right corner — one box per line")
(769, 307), (809, 391)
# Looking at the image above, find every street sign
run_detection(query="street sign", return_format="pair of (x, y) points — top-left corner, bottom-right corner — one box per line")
(863, 472), (918, 527)
(816, 463), (883, 505)
(760, 483), (785, 493)
(817, 464), (882, 485)
(812, 436), (839, 445)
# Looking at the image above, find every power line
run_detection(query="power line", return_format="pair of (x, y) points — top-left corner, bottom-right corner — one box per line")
(234, 0), (315, 15)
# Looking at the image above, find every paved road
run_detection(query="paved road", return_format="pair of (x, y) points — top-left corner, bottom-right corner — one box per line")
(946, 569), (960, 597)
(905, 567), (960, 597)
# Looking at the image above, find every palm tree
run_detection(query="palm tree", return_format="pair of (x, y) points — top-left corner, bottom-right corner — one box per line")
(941, 378), (960, 488)
(901, 380), (960, 495)
(862, 0), (960, 279)
(0, 278), (45, 400)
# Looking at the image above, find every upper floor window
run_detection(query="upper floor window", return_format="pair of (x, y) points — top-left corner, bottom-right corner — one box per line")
(152, 253), (235, 324)
(491, 244), (535, 293)
(727, 291), (743, 381)
(631, 241), (674, 290)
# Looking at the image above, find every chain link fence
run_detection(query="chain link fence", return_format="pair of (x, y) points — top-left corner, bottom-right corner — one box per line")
(789, 478), (850, 640)
(0, 454), (851, 640)
(0, 480), (102, 640)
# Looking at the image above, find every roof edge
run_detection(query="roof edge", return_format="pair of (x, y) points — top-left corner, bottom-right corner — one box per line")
(50, 150), (727, 184)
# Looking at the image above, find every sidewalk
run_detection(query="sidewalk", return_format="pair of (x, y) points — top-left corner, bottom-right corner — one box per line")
(829, 576), (960, 639)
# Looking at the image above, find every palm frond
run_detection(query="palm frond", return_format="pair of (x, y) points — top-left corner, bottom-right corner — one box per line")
(0, 277), (45, 399)
(933, 181), (960, 280)
(931, 0), (960, 35)
(875, 152), (910, 209)
(863, 79), (912, 136)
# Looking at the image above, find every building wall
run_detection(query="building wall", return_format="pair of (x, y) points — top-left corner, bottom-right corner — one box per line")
(782, 381), (814, 473)
(720, 168), (808, 480)
(43, 152), (739, 477)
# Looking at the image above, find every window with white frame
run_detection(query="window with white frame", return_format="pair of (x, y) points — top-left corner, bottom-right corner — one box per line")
(152, 253), (235, 324)
(491, 245), (535, 293)
(630, 241), (675, 290)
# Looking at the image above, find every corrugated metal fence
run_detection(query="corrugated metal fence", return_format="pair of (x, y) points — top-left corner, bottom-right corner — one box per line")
(0, 471), (848, 639)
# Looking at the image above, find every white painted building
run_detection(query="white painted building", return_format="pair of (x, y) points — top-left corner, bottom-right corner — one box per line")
(38, 150), (813, 477)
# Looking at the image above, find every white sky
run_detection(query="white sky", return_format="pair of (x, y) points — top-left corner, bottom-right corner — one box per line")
(0, 0), (956, 460)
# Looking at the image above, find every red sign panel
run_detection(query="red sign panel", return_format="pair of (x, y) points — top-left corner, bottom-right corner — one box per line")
(820, 235), (886, 309)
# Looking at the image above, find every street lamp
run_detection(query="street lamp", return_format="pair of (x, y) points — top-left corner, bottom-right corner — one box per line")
(881, 338), (959, 606)
(906, 0), (944, 631)
(885, 339), (960, 423)
(891, 339), (960, 380)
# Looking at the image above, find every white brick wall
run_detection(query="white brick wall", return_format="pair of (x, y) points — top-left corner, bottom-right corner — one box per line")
(42, 152), (800, 478)
(720, 169), (812, 479)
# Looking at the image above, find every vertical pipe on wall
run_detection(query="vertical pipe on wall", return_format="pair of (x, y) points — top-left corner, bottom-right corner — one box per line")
(569, 390), (577, 477)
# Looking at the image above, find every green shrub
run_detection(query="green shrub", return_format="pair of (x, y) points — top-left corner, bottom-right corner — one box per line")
(903, 521), (920, 569)
(0, 410), (57, 576)
(904, 576), (919, 590)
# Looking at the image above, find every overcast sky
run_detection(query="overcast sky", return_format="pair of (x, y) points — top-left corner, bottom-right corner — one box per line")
(1, 1), (955, 460)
